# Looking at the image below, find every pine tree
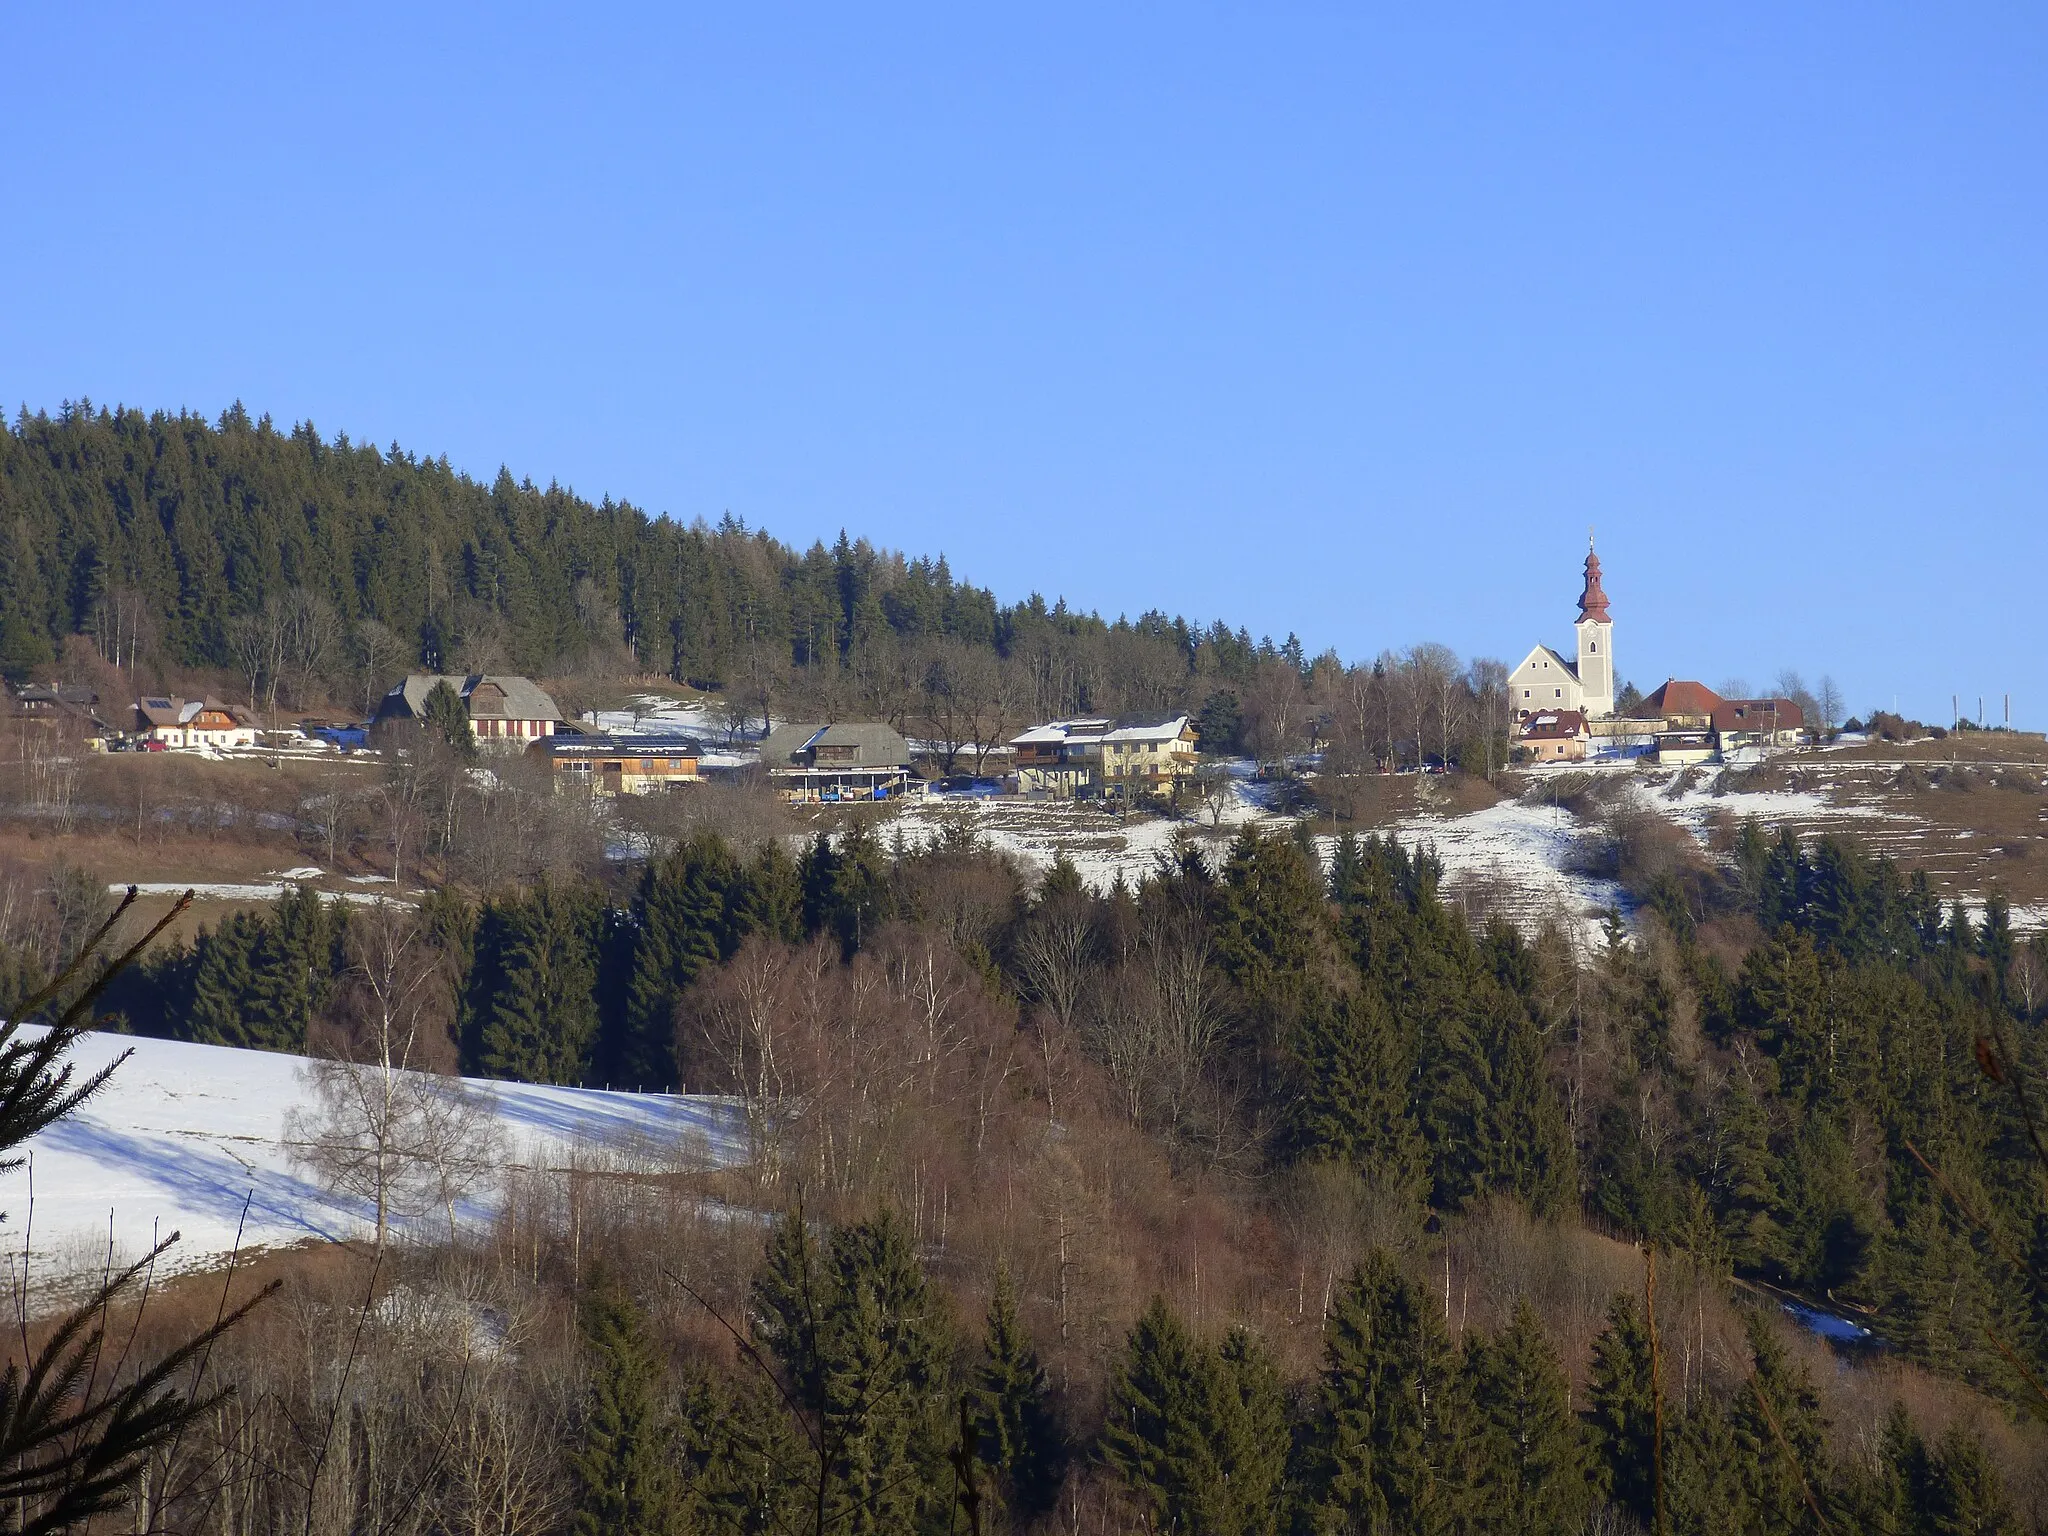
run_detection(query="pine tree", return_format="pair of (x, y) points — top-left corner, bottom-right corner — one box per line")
(1585, 1292), (1657, 1528)
(973, 1265), (1066, 1525)
(1460, 1301), (1589, 1535)
(569, 1276), (684, 1536)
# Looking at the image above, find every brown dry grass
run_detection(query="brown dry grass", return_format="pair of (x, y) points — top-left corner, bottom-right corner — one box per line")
(1312, 768), (1508, 828)
(1707, 741), (2048, 908)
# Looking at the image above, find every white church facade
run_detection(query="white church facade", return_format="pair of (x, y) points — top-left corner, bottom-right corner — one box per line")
(1509, 545), (1615, 721)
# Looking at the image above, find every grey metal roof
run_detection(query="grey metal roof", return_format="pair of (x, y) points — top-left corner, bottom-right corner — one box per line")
(760, 720), (912, 770)
(374, 674), (564, 726)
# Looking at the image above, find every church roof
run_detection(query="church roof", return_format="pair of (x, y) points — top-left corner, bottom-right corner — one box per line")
(1577, 545), (1612, 624)
(1513, 644), (1582, 684)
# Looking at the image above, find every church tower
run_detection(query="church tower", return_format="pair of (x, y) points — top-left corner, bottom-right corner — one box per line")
(1574, 541), (1615, 717)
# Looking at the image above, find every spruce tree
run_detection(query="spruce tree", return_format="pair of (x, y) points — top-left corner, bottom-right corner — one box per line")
(1212, 1327), (1290, 1536)
(751, 1209), (954, 1534)
(620, 834), (746, 1088)
(1729, 1311), (1831, 1534)
(1663, 1395), (1743, 1536)
(1922, 1424), (2020, 1536)
(1462, 979), (1577, 1217)
(569, 1277), (683, 1536)
(1213, 826), (1328, 1030)
(474, 880), (602, 1083)
(420, 678), (475, 757)
(973, 1264), (1066, 1525)
(1460, 1301), (1589, 1535)
(1100, 1296), (1220, 1532)
(1585, 1291), (1657, 1528)
(1302, 1251), (1462, 1536)
(1279, 988), (1428, 1210)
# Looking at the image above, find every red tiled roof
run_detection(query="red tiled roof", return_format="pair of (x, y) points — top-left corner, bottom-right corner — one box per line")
(1634, 679), (1723, 719)
(1519, 710), (1589, 740)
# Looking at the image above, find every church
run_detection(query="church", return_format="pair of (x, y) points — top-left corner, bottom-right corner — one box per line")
(1508, 544), (1615, 722)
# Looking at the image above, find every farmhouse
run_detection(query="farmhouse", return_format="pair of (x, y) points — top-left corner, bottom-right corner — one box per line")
(758, 721), (914, 803)
(133, 696), (259, 749)
(1009, 717), (1111, 798)
(372, 674), (563, 748)
(1630, 681), (1807, 762)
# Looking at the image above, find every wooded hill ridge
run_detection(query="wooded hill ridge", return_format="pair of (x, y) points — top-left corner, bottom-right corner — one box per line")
(0, 401), (1316, 726)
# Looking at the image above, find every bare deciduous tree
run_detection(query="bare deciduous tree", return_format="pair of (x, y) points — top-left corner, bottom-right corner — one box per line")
(286, 902), (498, 1250)
(353, 618), (409, 719)
(1816, 674), (1844, 736)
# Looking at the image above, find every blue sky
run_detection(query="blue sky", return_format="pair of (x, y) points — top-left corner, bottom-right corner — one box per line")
(4, 5), (2042, 724)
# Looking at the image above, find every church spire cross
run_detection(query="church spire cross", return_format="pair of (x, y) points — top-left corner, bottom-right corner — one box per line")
(1577, 544), (1611, 624)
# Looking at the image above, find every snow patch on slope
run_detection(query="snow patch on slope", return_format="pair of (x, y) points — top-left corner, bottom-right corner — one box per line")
(1, 1031), (745, 1280)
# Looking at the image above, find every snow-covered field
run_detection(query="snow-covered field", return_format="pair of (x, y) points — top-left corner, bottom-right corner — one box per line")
(1, 1031), (745, 1281)
(1383, 796), (1625, 944)
(109, 879), (397, 905)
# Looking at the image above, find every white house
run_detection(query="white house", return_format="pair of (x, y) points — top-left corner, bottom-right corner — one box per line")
(133, 697), (259, 749)
(1508, 544), (1615, 721)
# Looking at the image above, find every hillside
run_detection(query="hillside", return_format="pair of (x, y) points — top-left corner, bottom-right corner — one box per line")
(2, 1028), (743, 1278)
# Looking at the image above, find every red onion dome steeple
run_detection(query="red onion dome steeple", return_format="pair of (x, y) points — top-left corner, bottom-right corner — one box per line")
(1577, 543), (1611, 624)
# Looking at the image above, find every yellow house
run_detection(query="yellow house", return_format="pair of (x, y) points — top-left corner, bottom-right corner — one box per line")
(1099, 715), (1199, 799)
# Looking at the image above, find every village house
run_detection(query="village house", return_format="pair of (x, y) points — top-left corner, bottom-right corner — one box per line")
(1631, 679), (1721, 731)
(1099, 715), (1199, 800)
(1630, 681), (1807, 763)
(758, 721), (915, 803)
(372, 674), (564, 749)
(1517, 709), (1590, 761)
(1009, 717), (1111, 798)
(133, 696), (259, 749)
(8, 683), (113, 739)
(531, 732), (702, 794)
(1508, 542), (1616, 721)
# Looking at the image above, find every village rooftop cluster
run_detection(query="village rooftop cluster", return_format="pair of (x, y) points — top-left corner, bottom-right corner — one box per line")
(6, 548), (1821, 805)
